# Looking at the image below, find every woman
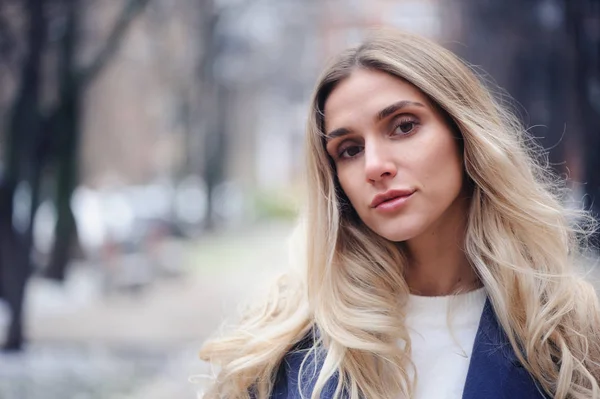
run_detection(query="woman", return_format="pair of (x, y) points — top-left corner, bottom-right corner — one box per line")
(199, 29), (600, 398)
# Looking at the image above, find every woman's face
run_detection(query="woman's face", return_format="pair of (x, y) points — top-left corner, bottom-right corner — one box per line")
(324, 68), (467, 242)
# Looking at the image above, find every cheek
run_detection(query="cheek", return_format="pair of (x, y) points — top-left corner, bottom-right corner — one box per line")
(336, 167), (363, 205)
(422, 138), (464, 196)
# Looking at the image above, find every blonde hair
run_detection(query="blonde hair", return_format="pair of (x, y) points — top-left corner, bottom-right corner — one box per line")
(199, 29), (600, 398)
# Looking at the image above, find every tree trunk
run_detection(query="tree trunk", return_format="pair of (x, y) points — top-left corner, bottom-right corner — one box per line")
(45, 0), (150, 278)
(44, 0), (80, 281)
(0, 178), (29, 351)
(0, 0), (46, 351)
(45, 95), (80, 280)
(200, 8), (225, 230)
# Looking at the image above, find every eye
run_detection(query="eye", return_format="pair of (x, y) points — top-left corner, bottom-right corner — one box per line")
(338, 144), (363, 159)
(392, 117), (419, 136)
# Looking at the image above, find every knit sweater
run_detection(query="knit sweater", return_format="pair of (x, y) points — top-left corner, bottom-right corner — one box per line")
(405, 287), (487, 398)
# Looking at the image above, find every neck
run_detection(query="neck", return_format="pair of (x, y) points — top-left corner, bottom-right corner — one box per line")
(404, 195), (479, 296)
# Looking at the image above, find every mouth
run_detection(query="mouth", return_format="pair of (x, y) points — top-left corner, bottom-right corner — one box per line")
(370, 189), (415, 210)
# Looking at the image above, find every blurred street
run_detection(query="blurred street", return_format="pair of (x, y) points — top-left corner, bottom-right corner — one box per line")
(0, 221), (294, 399)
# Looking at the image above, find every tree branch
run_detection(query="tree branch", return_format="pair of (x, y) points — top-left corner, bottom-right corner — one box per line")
(78, 0), (151, 88)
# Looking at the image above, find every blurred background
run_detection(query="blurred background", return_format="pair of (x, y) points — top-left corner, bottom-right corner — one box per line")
(0, 0), (598, 398)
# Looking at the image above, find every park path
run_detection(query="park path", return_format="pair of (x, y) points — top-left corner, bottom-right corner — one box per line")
(0, 221), (295, 399)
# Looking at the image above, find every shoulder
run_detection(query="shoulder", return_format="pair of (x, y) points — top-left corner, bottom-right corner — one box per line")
(463, 299), (550, 399)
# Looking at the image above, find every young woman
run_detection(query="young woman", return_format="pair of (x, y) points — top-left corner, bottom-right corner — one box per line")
(199, 29), (600, 399)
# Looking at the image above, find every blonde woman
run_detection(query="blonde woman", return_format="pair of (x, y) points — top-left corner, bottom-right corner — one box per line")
(200, 29), (600, 399)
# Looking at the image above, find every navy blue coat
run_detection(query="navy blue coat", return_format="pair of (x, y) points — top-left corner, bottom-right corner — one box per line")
(269, 299), (549, 398)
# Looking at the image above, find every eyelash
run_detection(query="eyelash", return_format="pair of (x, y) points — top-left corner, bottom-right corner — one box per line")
(335, 116), (420, 160)
(393, 116), (419, 136)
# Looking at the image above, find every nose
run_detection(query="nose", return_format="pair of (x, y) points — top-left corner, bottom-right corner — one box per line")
(364, 140), (397, 183)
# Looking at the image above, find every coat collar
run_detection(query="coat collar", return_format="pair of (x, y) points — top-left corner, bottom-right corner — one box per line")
(462, 299), (548, 399)
(271, 298), (548, 398)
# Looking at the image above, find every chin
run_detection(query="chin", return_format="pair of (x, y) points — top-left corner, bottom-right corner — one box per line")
(369, 220), (426, 243)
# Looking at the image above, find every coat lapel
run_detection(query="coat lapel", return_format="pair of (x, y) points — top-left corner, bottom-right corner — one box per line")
(271, 299), (548, 398)
(462, 299), (548, 399)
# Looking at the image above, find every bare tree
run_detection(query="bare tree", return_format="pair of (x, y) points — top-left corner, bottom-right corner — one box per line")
(0, 0), (46, 351)
(45, 0), (151, 281)
(0, 0), (151, 351)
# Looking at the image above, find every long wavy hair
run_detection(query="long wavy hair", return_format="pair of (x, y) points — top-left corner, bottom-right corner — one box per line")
(199, 29), (600, 399)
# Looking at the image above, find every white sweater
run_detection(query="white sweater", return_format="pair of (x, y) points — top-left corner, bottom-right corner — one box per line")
(404, 288), (487, 399)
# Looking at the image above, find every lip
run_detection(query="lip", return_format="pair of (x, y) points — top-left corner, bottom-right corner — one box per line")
(370, 189), (415, 211)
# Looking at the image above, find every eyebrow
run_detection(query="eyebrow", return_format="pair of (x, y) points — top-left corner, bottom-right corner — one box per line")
(325, 100), (426, 141)
(377, 100), (425, 121)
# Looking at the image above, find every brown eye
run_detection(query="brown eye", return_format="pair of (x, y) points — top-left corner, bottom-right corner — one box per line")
(394, 122), (415, 135)
(392, 117), (419, 136)
(339, 144), (363, 159)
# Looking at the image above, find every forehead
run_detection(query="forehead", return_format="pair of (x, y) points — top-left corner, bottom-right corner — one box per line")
(323, 69), (430, 129)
